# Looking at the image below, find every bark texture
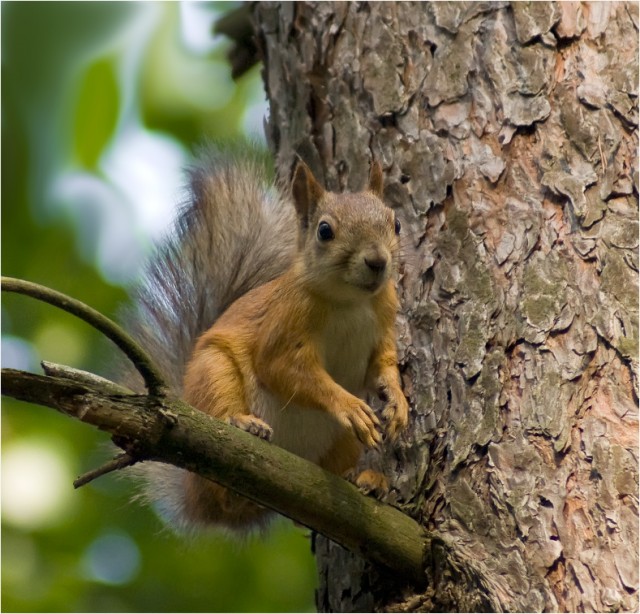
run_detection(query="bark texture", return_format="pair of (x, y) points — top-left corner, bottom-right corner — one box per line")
(254, 2), (639, 611)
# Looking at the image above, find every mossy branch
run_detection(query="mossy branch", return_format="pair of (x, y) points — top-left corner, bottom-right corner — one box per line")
(2, 367), (428, 584)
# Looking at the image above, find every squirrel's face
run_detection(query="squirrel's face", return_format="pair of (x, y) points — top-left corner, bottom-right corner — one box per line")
(301, 192), (400, 303)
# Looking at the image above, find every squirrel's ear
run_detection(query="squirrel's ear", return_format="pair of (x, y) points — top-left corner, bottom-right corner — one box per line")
(292, 160), (325, 227)
(368, 160), (384, 198)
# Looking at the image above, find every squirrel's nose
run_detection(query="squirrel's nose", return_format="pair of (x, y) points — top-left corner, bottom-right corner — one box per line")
(364, 256), (388, 274)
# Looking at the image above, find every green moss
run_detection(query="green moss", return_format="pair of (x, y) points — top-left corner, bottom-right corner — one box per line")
(522, 294), (558, 328)
(448, 206), (469, 239)
(467, 261), (495, 304)
(601, 252), (639, 313)
(617, 335), (638, 360)
(455, 311), (486, 375)
(521, 258), (568, 330)
(477, 350), (504, 439)
(449, 479), (491, 536)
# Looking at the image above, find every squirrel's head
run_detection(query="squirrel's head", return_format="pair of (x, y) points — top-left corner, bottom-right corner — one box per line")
(291, 160), (400, 303)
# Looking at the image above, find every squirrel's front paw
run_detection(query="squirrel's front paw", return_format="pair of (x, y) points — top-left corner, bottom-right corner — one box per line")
(226, 414), (273, 441)
(380, 386), (409, 442)
(335, 396), (381, 449)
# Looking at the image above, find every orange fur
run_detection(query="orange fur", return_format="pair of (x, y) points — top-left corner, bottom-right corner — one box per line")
(180, 162), (409, 530)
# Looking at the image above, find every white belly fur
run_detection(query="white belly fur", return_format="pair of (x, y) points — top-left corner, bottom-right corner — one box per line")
(321, 301), (379, 392)
(252, 301), (379, 463)
(255, 392), (343, 463)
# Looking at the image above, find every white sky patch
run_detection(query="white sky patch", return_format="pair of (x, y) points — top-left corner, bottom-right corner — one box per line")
(1, 335), (39, 371)
(100, 126), (187, 243)
(2, 440), (77, 529)
(243, 95), (270, 141)
(51, 169), (145, 284)
(179, 1), (222, 54)
(51, 128), (187, 284)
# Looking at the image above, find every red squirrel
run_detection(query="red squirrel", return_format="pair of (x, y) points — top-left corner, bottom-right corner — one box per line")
(125, 149), (409, 531)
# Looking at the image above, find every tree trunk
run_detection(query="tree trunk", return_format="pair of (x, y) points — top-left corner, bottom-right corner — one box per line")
(253, 2), (639, 611)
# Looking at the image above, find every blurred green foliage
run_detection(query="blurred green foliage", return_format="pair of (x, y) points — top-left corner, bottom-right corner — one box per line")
(2, 3), (317, 612)
(73, 58), (120, 169)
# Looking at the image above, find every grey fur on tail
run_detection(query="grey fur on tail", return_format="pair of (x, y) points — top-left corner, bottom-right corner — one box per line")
(119, 146), (297, 394)
(119, 146), (296, 532)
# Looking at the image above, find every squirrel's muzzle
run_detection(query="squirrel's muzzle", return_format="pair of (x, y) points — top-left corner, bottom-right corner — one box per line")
(364, 256), (388, 274)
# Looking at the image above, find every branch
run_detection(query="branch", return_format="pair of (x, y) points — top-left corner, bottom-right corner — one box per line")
(73, 453), (137, 488)
(2, 367), (428, 585)
(1, 277), (168, 396)
(41, 361), (132, 395)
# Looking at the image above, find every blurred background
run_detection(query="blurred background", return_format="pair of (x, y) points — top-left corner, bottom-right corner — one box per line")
(2, 2), (317, 612)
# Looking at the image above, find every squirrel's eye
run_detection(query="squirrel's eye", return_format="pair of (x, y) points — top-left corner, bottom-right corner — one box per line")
(394, 217), (401, 235)
(317, 221), (335, 241)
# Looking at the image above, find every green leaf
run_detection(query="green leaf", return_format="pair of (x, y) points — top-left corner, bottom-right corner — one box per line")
(72, 57), (119, 170)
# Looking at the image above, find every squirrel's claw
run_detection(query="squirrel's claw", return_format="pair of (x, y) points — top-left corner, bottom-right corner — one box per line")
(339, 398), (382, 449)
(226, 414), (273, 442)
(381, 390), (409, 442)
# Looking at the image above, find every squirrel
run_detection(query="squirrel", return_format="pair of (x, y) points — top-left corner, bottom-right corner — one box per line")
(123, 147), (409, 533)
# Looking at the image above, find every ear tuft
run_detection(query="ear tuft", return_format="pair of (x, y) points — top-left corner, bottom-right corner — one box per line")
(368, 160), (384, 198)
(291, 160), (325, 228)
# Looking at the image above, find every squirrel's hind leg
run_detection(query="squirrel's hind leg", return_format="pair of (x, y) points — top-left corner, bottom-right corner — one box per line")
(318, 432), (362, 476)
(319, 433), (389, 497)
(182, 472), (271, 530)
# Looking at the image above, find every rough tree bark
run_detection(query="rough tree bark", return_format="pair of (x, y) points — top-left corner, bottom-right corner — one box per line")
(254, 2), (639, 611)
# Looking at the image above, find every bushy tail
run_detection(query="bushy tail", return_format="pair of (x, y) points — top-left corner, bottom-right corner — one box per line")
(120, 146), (296, 394)
(118, 147), (296, 533)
